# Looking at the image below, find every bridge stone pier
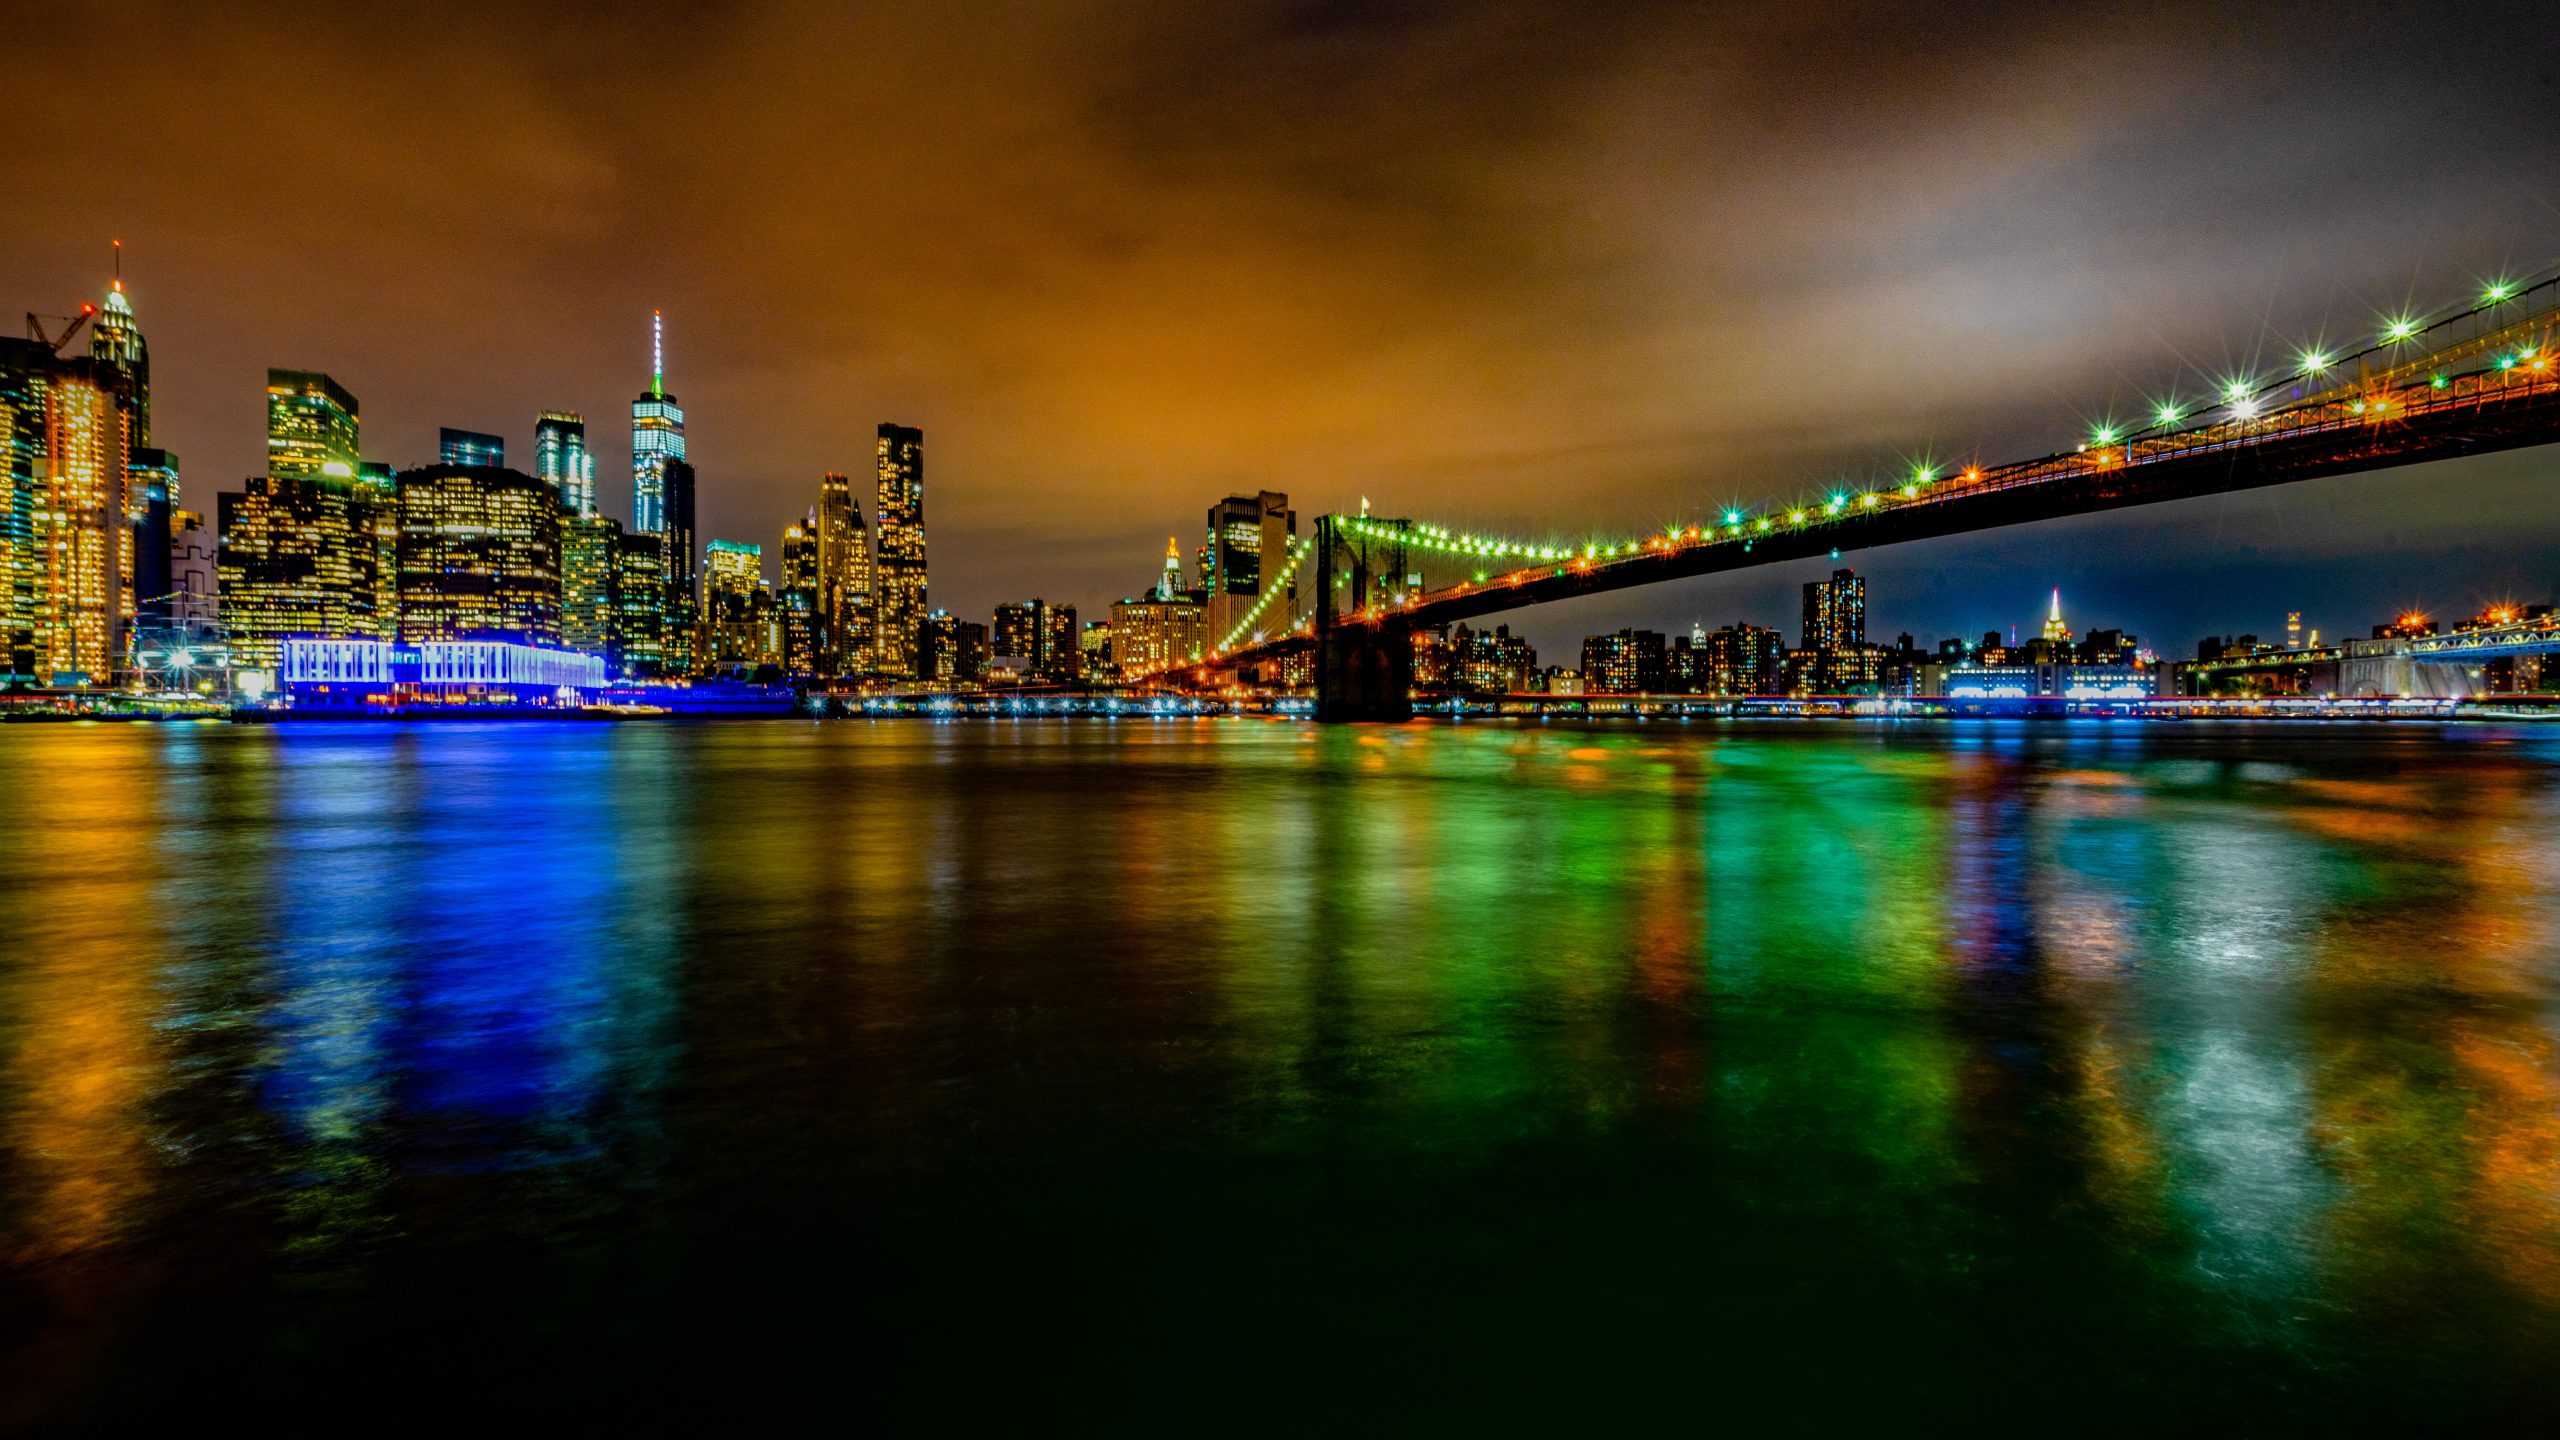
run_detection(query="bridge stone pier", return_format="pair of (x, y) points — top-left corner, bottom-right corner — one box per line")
(1310, 511), (1414, 722)
(1315, 620), (1413, 722)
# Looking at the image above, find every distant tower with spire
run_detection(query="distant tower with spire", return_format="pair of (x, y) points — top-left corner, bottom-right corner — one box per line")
(90, 239), (149, 445)
(630, 309), (686, 534)
(1157, 536), (1185, 600)
(2041, 587), (2071, 643)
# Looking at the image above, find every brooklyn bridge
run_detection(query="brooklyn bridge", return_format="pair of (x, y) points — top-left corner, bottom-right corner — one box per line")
(1197, 271), (2560, 719)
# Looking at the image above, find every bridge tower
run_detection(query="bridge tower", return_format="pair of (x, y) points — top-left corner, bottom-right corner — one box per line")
(1312, 513), (1412, 722)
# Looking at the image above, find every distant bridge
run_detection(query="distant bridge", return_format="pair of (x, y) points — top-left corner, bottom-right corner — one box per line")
(1201, 268), (2560, 719)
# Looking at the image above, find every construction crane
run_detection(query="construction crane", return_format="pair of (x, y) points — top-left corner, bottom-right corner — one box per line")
(25, 303), (96, 353)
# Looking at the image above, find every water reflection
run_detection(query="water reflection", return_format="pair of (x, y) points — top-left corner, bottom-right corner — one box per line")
(1, 718), (2557, 1426)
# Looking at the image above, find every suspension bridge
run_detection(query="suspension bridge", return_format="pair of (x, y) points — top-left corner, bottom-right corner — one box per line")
(1195, 268), (2560, 719)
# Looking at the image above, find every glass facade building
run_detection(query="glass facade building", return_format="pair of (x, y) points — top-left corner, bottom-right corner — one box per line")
(660, 458), (698, 674)
(816, 469), (871, 674)
(1204, 490), (1293, 647)
(780, 514), (822, 678)
(629, 312), (684, 535)
(265, 369), (361, 482)
(1801, 567), (1868, 692)
(873, 424), (925, 677)
(535, 411), (594, 515)
(36, 362), (127, 682)
(216, 474), (393, 673)
(394, 465), (564, 645)
(562, 513), (623, 661)
(436, 428), (505, 469)
(612, 531), (665, 677)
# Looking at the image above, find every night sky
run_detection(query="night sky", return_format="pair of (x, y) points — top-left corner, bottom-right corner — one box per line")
(11, 1), (2559, 659)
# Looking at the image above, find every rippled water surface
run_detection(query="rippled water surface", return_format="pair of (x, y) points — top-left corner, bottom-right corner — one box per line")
(4, 718), (2559, 1430)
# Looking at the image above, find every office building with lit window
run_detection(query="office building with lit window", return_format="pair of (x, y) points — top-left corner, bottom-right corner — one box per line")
(128, 447), (179, 636)
(660, 457), (698, 673)
(535, 410), (594, 516)
(630, 311), (685, 534)
(1451, 623), (1535, 694)
(1580, 628), (1667, 694)
(873, 423), (926, 677)
(561, 513), (622, 662)
(1, 340), (51, 676)
(437, 428), (505, 469)
(217, 474), (393, 673)
(266, 369), (361, 482)
(90, 250), (151, 447)
(1802, 567), (1868, 691)
(921, 609), (986, 684)
(1204, 490), (1295, 646)
(1704, 622), (1787, 695)
(612, 530), (665, 676)
(1108, 594), (1205, 678)
(993, 598), (1080, 681)
(781, 514), (823, 678)
(816, 469), (871, 673)
(32, 359), (128, 682)
(702, 538), (772, 669)
(394, 465), (563, 645)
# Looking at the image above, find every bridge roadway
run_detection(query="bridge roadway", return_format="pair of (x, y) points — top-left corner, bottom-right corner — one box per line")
(1357, 370), (2559, 635)
(1209, 323), (2560, 718)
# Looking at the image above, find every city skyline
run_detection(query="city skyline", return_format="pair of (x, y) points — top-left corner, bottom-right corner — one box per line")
(12, 1), (2560, 659)
(23, 247), (2550, 671)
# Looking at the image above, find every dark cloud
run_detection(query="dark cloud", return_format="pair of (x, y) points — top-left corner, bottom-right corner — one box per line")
(10, 0), (2558, 656)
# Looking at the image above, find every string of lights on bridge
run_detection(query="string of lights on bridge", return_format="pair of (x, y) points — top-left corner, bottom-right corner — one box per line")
(1216, 535), (1311, 652)
(1288, 266), (2559, 632)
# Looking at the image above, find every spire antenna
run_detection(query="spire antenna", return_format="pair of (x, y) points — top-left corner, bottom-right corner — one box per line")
(651, 309), (664, 397)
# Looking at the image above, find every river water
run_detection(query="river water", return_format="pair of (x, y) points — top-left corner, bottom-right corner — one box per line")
(3, 718), (2557, 1430)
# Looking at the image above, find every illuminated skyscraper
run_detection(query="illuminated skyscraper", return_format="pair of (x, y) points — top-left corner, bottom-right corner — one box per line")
(1108, 592), (1204, 678)
(1580, 629), (1666, 694)
(872, 423), (925, 677)
(1801, 567), (1867, 692)
(1703, 622), (1787, 695)
(266, 369), (361, 481)
(128, 447), (179, 634)
(90, 244), (150, 448)
(36, 360), (127, 681)
(993, 601), (1038, 664)
(816, 469), (872, 673)
(561, 513), (623, 661)
(703, 538), (761, 597)
(702, 539), (770, 669)
(217, 475), (392, 672)
(438, 428), (505, 469)
(535, 411), (594, 515)
(781, 513), (823, 678)
(612, 531), (665, 677)
(660, 457), (698, 673)
(630, 311), (685, 534)
(1205, 490), (1294, 646)
(2, 335), (143, 682)
(394, 465), (564, 645)
(1157, 536), (1184, 600)
(0, 340), (50, 676)
(2042, 588), (2072, 643)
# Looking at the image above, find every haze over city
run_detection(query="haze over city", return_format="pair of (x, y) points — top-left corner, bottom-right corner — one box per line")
(11, 0), (2560, 655)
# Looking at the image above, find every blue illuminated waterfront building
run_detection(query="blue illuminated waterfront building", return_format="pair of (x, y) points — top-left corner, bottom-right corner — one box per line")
(279, 636), (606, 709)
